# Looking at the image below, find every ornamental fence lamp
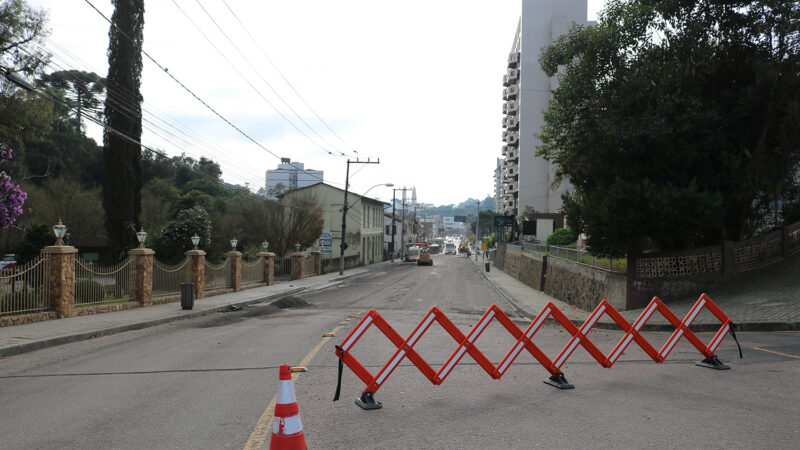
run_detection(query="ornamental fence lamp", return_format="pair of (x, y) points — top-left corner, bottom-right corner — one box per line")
(136, 228), (147, 248)
(53, 220), (67, 246)
(230, 238), (238, 250)
(191, 234), (200, 250)
(262, 241), (269, 252)
(295, 243), (301, 252)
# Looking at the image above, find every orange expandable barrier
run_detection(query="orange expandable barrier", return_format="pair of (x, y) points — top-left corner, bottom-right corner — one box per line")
(334, 293), (740, 409)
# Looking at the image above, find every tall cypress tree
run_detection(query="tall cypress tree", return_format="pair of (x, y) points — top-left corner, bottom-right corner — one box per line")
(103, 0), (144, 258)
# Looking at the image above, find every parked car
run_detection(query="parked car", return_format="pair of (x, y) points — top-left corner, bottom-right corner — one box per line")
(0, 254), (17, 270)
(405, 246), (420, 263)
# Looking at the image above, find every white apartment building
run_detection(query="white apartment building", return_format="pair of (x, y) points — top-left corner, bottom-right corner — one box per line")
(494, 157), (503, 211)
(265, 158), (323, 197)
(500, 0), (590, 218)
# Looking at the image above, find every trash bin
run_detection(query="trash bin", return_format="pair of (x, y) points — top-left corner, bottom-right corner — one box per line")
(181, 283), (195, 310)
(485, 262), (491, 272)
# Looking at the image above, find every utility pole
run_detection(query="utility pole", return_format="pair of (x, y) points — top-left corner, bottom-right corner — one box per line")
(400, 191), (407, 260)
(391, 187), (410, 263)
(474, 200), (480, 261)
(413, 204), (417, 242)
(340, 158), (379, 275)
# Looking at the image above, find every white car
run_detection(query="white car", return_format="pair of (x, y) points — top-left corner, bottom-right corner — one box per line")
(444, 243), (456, 255)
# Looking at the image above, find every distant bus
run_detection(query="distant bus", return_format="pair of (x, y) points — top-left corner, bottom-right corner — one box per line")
(434, 238), (444, 247)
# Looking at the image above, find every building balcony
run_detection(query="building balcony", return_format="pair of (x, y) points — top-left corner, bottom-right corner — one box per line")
(503, 85), (519, 101)
(503, 75), (510, 87)
(508, 52), (520, 67)
(505, 101), (518, 115)
(507, 116), (519, 130)
(506, 68), (519, 84)
(506, 131), (519, 146)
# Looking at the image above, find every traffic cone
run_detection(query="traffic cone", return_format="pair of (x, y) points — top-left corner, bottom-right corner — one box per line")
(270, 364), (307, 450)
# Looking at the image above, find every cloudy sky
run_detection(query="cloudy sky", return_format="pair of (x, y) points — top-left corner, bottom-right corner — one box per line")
(29, 0), (603, 205)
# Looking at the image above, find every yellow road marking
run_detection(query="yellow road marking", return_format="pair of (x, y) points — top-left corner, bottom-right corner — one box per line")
(753, 347), (800, 360)
(243, 310), (366, 450)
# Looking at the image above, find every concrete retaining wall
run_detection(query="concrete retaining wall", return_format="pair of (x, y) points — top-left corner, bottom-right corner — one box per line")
(544, 257), (626, 311)
(503, 248), (546, 291)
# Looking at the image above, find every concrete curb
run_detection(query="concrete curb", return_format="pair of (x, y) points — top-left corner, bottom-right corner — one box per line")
(0, 263), (396, 357)
(477, 258), (800, 333)
(0, 287), (310, 357)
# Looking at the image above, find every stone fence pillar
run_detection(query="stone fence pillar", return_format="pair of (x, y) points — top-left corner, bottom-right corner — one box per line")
(227, 250), (242, 291)
(258, 251), (275, 285)
(185, 249), (206, 298)
(312, 251), (321, 275)
(291, 252), (304, 280)
(41, 245), (78, 318)
(128, 248), (154, 306)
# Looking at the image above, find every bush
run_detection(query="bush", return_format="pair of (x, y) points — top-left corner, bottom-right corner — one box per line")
(75, 279), (105, 304)
(547, 228), (578, 246)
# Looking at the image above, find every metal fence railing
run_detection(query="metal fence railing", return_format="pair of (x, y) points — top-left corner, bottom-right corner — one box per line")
(241, 257), (265, 285)
(548, 245), (625, 273)
(0, 255), (50, 316)
(274, 258), (292, 280)
(521, 241), (549, 253)
(153, 259), (189, 297)
(75, 257), (132, 306)
(204, 258), (230, 290)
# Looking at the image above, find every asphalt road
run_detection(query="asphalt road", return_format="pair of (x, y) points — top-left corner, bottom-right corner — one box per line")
(1, 253), (799, 449)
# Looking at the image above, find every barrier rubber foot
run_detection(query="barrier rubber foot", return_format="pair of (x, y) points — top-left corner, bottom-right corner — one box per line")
(696, 355), (730, 370)
(544, 372), (574, 389)
(355, 391), (383, 410)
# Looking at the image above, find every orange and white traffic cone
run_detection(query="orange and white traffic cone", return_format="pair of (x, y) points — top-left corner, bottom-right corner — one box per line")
(270, 364), (307, 450)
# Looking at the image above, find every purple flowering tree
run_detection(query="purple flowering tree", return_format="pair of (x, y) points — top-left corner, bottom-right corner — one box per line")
(0, 148), (27, 228)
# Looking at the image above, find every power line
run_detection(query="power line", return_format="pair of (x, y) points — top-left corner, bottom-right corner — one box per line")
(81, 0), (339, 188)
(22, 79), (323, 213)
(188, 0), (350, 157)
(220, 0), (366, 157)
(169, 0), (341, 158)
(28, 45), (266, 188)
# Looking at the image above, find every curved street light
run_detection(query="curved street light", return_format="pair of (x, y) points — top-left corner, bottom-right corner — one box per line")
(340, 183), (393, 275)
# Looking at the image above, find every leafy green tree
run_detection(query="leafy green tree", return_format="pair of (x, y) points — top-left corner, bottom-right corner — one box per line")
(546, 228), (578, 246)
(181, 178), (229, 198)
(1, 1), (55, 169)
(0, 0), (50, 86)
(103, 0), (145, 257)
(538, 0), (800, 256)
(24, 123), (103, 187)
(267, 182), (287, 198)
(141, 177), (179, 232)
(13, 222), (53, 264)
(21, 177), (106, 249)
(39, 70), (106, 133)
(171, 190), (213, 218)
(155, 206), (211, 263)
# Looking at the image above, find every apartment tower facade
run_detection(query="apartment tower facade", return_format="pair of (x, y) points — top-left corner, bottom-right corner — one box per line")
(500, 0), (589, 219)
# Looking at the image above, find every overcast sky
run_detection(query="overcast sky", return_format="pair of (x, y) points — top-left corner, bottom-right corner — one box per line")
(29, 0), (603, 206)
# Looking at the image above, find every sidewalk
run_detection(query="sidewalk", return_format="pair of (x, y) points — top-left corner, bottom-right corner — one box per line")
(471, 250), (800, 332)
(0, 262), (392, 357)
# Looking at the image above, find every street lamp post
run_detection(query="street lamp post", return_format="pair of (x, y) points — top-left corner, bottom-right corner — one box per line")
(339, 179), (392, 275)
(391, 187), (410, 263)
(53, 220), (67, 246)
